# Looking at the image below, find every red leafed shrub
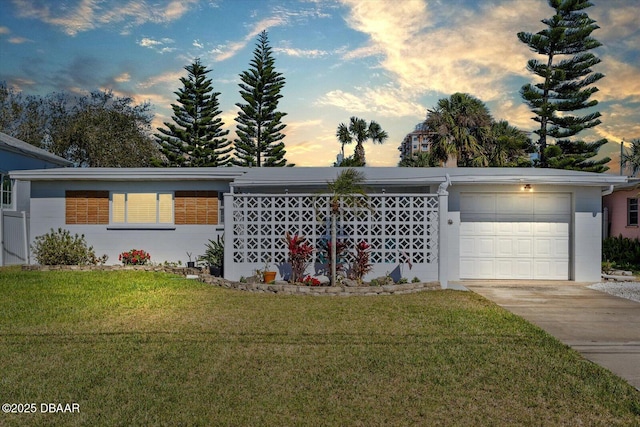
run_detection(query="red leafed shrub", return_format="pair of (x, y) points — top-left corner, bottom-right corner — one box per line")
(285, 232), (314, 283)
(119, 249), (151, 265)
(350, 240), (373, 283)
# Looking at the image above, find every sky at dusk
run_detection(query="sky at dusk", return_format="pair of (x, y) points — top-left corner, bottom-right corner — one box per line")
(0, 0), (638, 171)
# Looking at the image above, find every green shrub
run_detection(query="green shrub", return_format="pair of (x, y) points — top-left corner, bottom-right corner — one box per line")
(32, 228), (107, 265)
(602, 235), (640, 270)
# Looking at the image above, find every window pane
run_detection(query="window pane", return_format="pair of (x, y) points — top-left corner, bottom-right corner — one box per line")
(158, 193), (173, 223)
(127, 193), (157, 223)
(1, 175), (11, 207)
(112, 193), (125, 223)
(629, 198), (639, 226)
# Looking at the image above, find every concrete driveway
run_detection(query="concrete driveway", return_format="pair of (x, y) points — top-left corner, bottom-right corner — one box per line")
(456, 280), (640, 391)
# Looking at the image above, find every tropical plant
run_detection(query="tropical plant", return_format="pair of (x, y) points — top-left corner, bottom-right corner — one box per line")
(319, 168), (371, 285)
(199, 236), (225, 270)
(317, 238), (348, 281)
(285, 232), (314, 283)
(398, 151), (440, 167)
(486, 120), (533, 167)
(350, 240), (373, 283)
(233, 30), (289, 167)
(119, 249), (151, 265)
(517, 0), (608, 170)
(424, 93), (492, 167)
(335, 117), (388, 166)
(31, 228), (106, 266)
(155, 58), (231, 167)
(621, 139), (640, 177)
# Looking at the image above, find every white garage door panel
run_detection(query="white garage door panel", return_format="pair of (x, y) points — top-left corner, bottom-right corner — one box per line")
(533, 260), (568, 280)
(461, 194), (496, 213)
(535, 194), (571, 214)
(497, 194), (533, 214)
(460, 193), (570, 280)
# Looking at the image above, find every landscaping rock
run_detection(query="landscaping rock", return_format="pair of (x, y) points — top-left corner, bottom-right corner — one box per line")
(372, 276), (394, 286)
(316, 275), (330, 285)
(342, 278), (358, 287)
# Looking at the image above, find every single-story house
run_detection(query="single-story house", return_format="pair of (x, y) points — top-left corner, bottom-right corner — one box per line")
(602, 179), (640, 240)
(1, 132), (72, 265)
(9, 166), (626, 287)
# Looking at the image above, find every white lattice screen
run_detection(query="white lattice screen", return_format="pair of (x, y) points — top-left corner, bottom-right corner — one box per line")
(230, 193), (439, 280)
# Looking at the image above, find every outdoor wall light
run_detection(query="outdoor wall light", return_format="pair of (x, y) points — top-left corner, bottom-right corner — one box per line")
(522, 184), (532, 191)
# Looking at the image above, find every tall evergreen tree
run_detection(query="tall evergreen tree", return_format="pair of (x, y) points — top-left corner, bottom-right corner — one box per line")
(518, 0), (608, 171)
(233, 30), (288, 167)
(156, 58), (231, 167)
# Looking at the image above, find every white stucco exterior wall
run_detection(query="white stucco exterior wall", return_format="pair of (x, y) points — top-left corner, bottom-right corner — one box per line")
(572, 187), (603, 282)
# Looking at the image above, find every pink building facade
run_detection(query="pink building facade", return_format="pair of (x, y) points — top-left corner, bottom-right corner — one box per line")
(603, 180), (640, 240)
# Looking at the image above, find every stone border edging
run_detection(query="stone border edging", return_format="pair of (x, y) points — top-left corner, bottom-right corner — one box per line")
(21, 264), (442, 296)
(200, 276), (441, 296)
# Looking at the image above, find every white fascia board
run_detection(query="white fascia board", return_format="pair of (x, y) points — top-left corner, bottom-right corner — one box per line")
(9, 167), (249, 181)
(449, 174), (627, 186)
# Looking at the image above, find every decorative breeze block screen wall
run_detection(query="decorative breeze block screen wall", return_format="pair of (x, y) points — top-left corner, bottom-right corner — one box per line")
(230, 193), (439, 279)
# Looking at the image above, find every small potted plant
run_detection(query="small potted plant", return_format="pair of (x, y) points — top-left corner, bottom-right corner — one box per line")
(186, 252), (195, 268)
(199, 236), (224, 277)
(261, 257), (276, 283)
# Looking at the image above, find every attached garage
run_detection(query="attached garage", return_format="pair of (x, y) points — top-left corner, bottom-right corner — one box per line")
(459, 192), (571, 280)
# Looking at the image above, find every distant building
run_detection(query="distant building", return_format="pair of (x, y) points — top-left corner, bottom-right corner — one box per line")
(398, 122), (456, 166)
(398, 122), (431, 159)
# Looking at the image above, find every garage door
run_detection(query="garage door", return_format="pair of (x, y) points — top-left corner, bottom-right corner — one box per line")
(460, 193), (570, 280)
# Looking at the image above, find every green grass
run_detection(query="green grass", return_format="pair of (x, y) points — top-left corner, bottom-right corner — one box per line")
(1, 267), (639, 426)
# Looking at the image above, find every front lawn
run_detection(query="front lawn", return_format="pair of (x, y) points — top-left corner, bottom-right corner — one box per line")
(1, 267), (638, 426)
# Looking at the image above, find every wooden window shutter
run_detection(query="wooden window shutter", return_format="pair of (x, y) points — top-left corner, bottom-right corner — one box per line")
(65, 191), (109, 224)
(175, 191), (218, 225)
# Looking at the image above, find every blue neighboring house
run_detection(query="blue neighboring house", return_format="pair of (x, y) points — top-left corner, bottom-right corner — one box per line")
(1, 132), (72, 265)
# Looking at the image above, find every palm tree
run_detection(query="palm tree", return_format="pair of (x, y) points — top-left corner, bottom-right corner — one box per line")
(336, 117), (388, 166)
(486, 120), (533, 167)
(323, 168), (370, 285)
(398, 151), (440, 167)
(621, 139), (640, 177)
(424, 93), (492, 167)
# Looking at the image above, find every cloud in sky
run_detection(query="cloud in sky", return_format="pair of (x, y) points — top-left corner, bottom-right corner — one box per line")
(317, 85), (425, 119)
(137, 37), (176, 54)
(336, 0), (544, 105)
(12, 0), (198, 36)
(214, 16), (287, 62)
(273, 46), (328, 58)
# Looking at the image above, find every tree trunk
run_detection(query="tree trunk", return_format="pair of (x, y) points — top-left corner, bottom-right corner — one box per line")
(331, 212), (337, 286)
(354, 143), (365, 165)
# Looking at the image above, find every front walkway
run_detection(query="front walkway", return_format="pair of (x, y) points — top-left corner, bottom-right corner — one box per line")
(457, 280), (640, 391)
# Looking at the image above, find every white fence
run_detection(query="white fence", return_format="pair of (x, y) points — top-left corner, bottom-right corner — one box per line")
(224, 193), (440, 282)
(1, 210), (30, 266)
